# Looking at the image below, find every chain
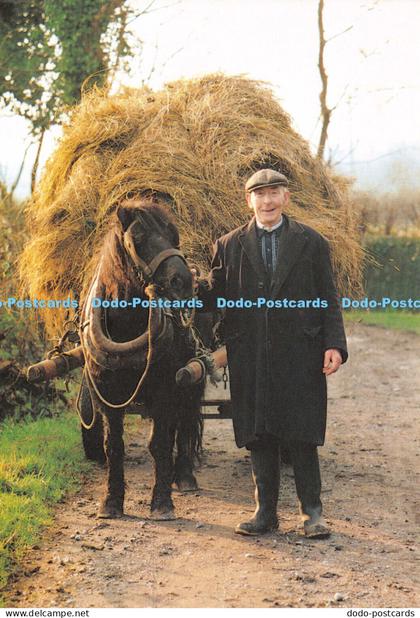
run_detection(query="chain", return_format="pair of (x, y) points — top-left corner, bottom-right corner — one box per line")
(222, 366), (228, 390)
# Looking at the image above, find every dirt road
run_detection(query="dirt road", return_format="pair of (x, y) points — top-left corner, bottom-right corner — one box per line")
(6, 323), (420, 608)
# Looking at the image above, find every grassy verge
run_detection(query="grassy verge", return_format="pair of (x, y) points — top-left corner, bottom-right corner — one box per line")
(344, 310), (420, 334)
(0, 411), (92, 603)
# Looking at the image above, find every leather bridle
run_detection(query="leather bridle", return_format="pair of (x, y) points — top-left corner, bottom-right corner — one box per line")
(123, 219), (188, 281)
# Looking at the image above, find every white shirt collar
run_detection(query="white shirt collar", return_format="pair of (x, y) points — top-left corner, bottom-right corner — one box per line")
(255, 215), (283, 232)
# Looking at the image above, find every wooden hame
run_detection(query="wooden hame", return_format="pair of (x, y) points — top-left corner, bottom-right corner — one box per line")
(26, 345), (228, 385)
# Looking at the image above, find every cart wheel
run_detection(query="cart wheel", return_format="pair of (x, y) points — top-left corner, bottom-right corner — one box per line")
(79, 377), (106, 464)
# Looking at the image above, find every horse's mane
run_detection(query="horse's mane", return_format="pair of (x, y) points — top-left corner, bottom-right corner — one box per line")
(99, 200), (178, 299)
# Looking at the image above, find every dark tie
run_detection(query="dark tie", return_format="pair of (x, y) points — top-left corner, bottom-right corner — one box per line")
(262, 229), (275, 277)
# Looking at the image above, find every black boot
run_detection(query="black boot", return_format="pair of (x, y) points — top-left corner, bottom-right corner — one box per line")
(289, 442), (330, 539)
(235, 445), (280, 536)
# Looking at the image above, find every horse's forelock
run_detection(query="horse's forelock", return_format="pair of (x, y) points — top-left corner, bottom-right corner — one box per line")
(125, 201), (179, 248)
(117, 200), (175, 235)
(137, 201), (176, 233)
(100, 200), (178, 297)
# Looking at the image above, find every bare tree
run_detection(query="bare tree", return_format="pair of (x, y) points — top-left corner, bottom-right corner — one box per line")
(9, 141), (32, 200)
(30, 128), (45, 195)
(316, 0), (380, 162)
(317, 0), (330, 160)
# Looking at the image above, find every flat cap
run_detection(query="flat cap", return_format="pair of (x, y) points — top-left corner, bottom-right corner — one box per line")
(245, 169), (289, 192)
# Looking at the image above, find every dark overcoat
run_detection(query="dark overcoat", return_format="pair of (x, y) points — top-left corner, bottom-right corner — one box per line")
(198, 214), (348, 448)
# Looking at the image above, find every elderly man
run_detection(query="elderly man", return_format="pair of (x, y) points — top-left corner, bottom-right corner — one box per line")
(197, 169), (348, 537)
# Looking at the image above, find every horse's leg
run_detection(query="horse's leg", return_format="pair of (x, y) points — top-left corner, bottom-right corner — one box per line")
(174, 424), (199, 492)
(97, 408), (125, 518)
(148, 417), (177, 520)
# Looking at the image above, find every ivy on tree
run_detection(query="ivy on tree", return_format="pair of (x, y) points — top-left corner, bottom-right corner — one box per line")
(0, 0), (133, 189)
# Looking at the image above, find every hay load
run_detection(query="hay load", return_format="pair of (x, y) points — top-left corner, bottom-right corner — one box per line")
(20, 73), (363, 338)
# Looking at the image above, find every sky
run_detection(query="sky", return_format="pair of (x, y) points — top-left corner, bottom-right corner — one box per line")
(1, 0), (420, 198)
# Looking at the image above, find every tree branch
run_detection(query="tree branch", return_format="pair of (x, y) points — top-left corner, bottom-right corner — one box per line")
(9, 141), (32, 199)
(30, 128), (45, 195)
(326, 24), (354, 43)
(125, 0), (158, 26)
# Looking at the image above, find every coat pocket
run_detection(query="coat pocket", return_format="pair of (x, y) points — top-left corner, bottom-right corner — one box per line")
(303, 325), (322, 338)
(225, 329), (246, 344)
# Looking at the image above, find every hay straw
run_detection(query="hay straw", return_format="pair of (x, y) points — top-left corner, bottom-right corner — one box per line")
(19, 73), (364, 338)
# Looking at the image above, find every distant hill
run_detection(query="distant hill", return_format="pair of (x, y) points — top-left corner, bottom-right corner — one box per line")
(336, 146), (420, 193)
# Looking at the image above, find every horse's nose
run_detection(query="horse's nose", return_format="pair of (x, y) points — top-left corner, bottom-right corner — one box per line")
(166, 264), (193, 299)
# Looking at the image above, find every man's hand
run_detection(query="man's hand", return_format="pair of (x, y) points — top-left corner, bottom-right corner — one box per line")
(189, 264), (200, 294)
(323, 348), (342, 376)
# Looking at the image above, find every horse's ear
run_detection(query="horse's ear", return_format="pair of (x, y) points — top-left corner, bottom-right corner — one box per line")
(116, 206), (134, 232)
(167, 222), (180, 248)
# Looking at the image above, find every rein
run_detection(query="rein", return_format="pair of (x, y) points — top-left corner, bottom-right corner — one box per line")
(80, 283), (158, 412)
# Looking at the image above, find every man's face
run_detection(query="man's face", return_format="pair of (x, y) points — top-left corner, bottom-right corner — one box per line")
(246, 185), (289, 226)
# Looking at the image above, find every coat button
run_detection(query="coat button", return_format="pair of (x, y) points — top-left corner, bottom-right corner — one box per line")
(258, 281), (264, 289)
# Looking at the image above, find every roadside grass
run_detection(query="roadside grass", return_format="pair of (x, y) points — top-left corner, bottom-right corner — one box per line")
(0, 411), (92, 603)
(344, 310), (420, 334)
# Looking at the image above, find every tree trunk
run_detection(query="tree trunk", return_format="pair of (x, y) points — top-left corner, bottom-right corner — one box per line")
(30, 128), (45, 194)
(317, 0), (331, 160)
(9, 142), (31, 199)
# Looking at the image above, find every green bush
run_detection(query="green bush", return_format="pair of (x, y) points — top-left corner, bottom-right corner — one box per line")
(363, 236), (420, 300)
(0, 190), (70, 422)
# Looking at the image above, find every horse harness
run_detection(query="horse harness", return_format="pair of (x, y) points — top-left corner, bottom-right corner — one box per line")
(123, 219), (187, 281)
(77, 222), (197, 418)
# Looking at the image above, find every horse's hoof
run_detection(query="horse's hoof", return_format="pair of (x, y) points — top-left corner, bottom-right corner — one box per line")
(302, 514), (331, 539)
(97, 501), (124, 519)
(175, 478), (199, 492)
(303, 521), (331, 539)
(150, 508), (177, 521)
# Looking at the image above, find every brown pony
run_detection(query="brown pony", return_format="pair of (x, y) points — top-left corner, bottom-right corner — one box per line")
(79, 199), (204, 519)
